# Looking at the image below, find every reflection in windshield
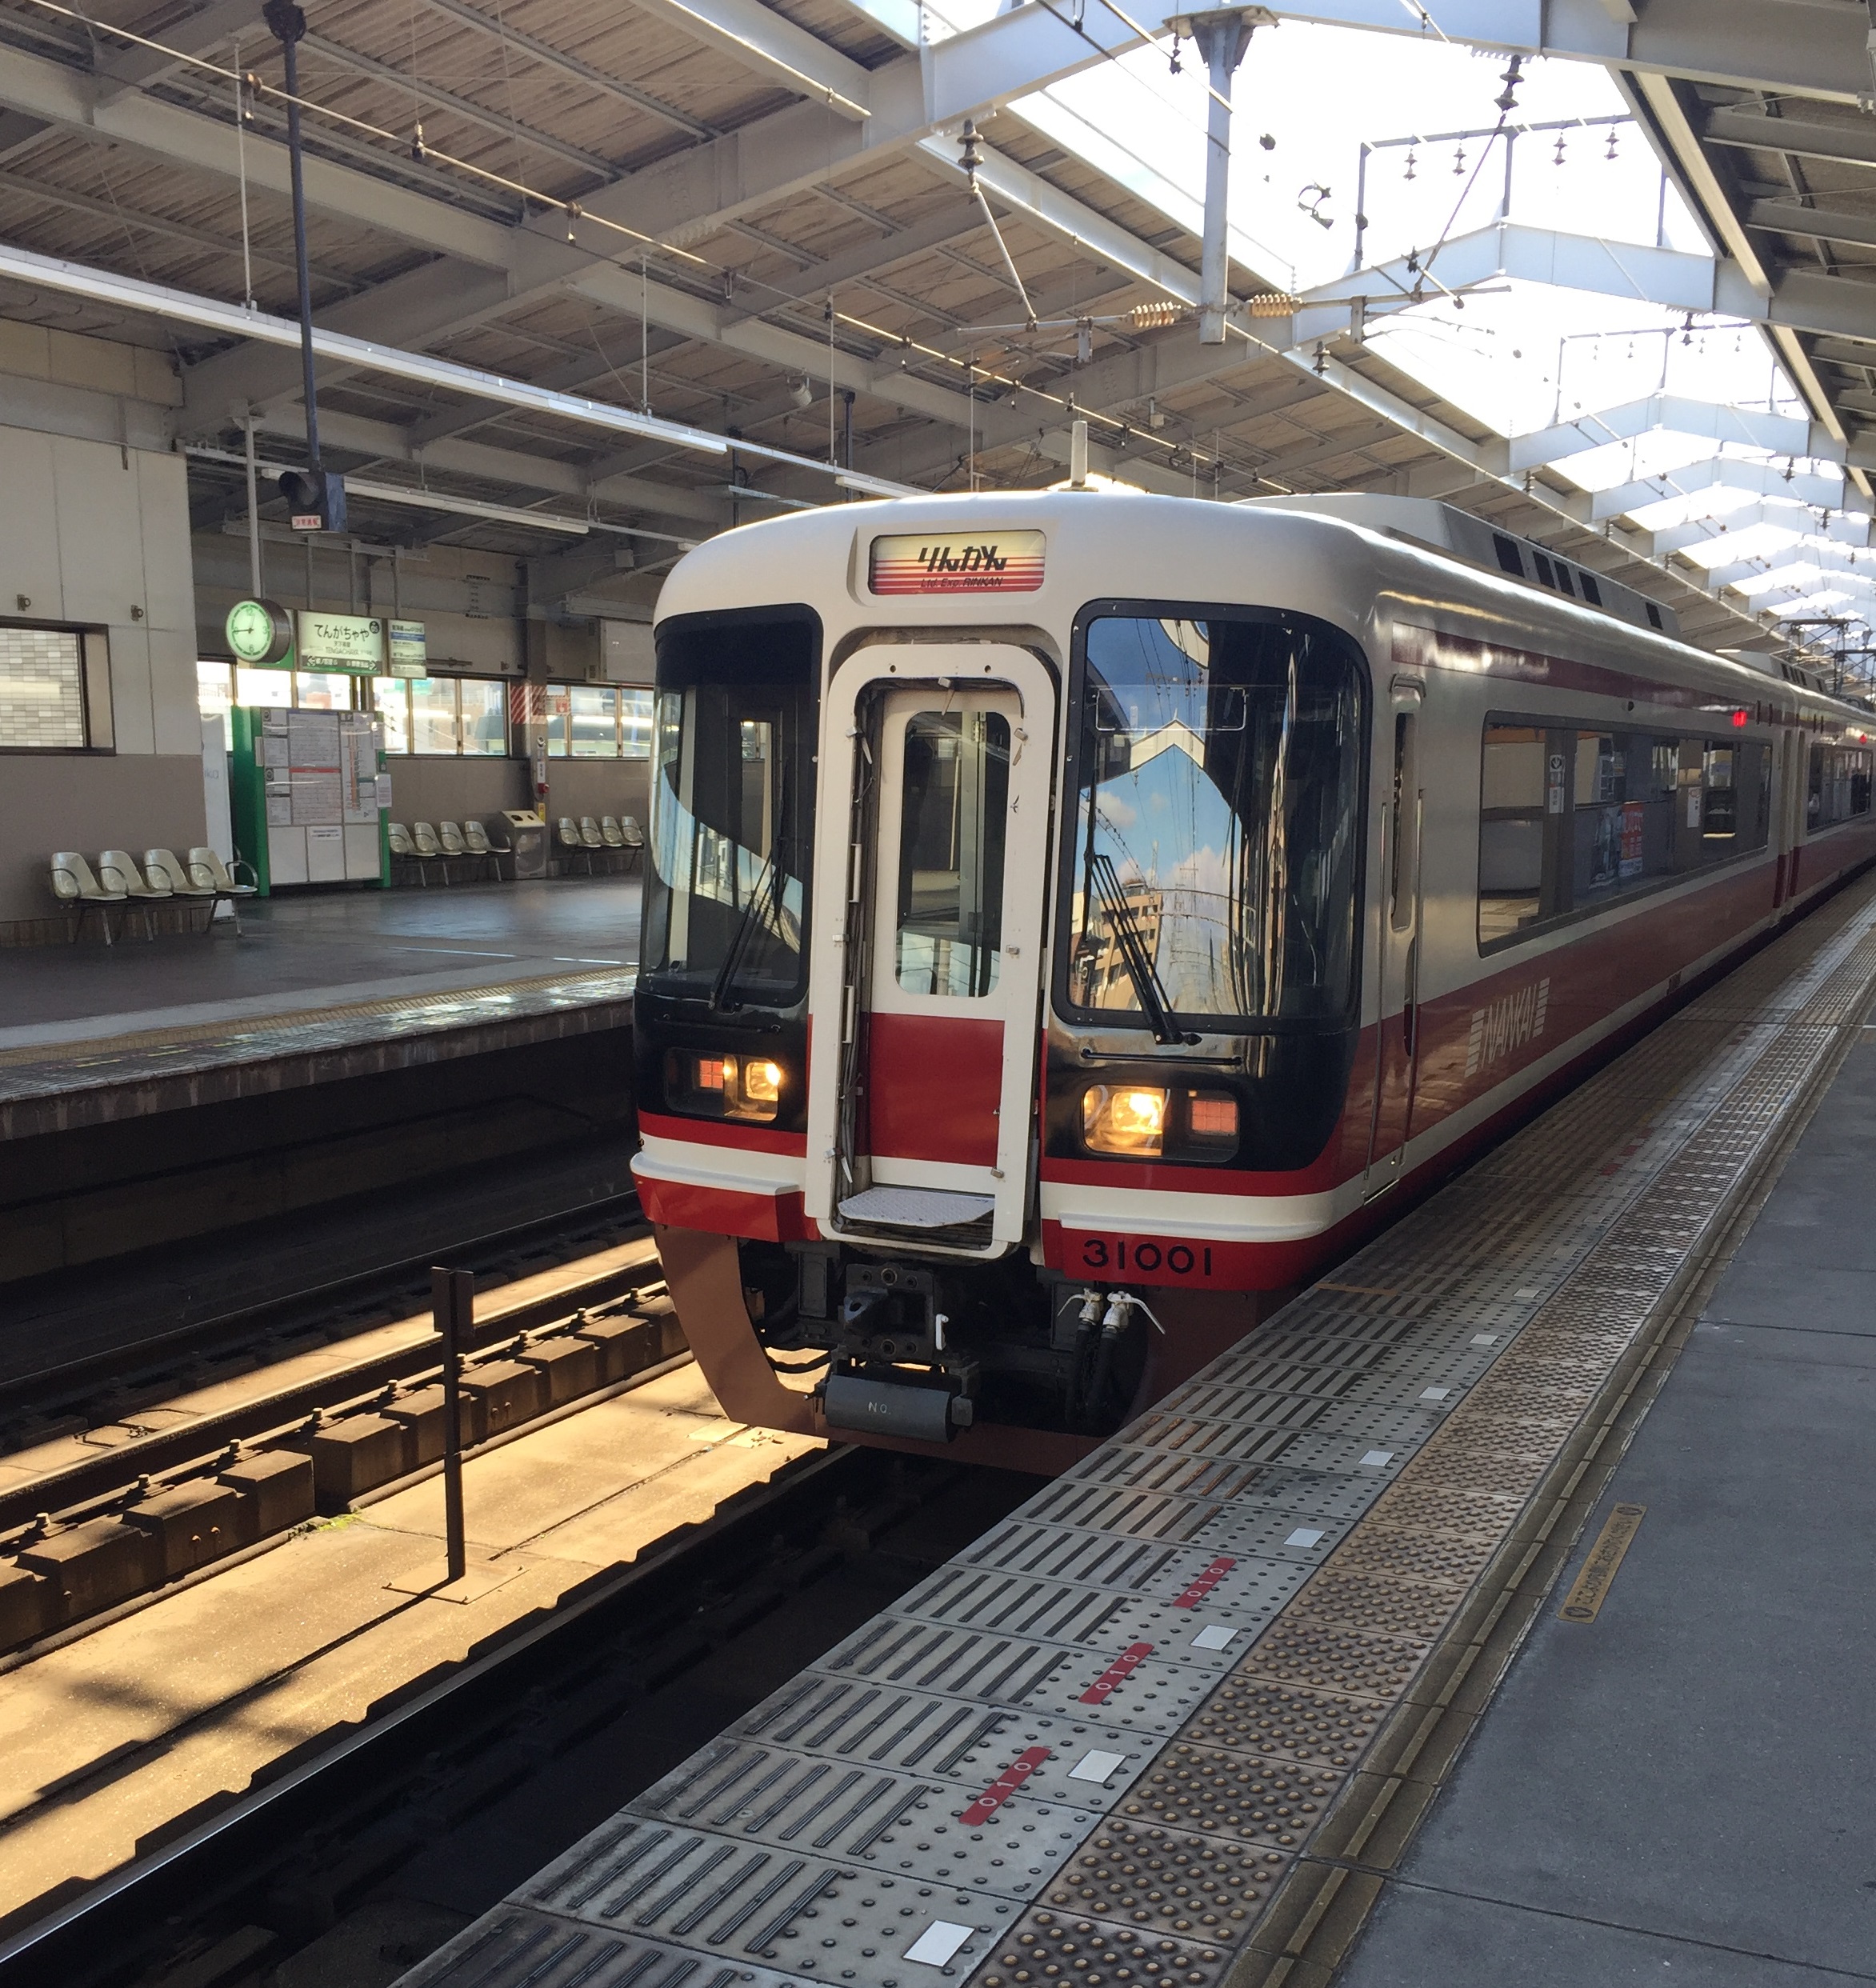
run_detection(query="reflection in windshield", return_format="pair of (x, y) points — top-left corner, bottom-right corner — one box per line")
(1066, 614), (1364, 1026)
(642, 682), (811, 1004)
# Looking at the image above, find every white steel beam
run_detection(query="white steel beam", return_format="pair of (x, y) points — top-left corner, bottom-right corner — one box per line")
(1650, 506), (1871, 555)
(0, 238), (919, 497)
(626, 0), (874, 120)
(1590, 457), (1854, 520)
(1509, 395), (1838, 474)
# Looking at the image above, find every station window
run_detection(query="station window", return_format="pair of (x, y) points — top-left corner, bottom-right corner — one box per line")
(542, 683), (654, 758)
(1480, 713), (1770, 952)
(2, 626), (109, 751)
(370, 675), (511, 757)
(198, 664), (367, 747)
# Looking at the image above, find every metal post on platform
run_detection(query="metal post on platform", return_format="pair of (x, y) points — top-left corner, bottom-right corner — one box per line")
(432, 1265), (473, 1586)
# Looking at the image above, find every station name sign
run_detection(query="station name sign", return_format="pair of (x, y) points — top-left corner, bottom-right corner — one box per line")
(870, 530), (1045, 595)
(295, 610), (385, 674)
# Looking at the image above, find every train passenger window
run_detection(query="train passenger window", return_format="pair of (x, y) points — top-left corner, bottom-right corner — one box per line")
(1478, 724), (1554, 943)
(1483, 714), (1774, 950)
(894, 710), (1009, 998)
(1809, 743), (1872, 829)
(642, 612), (817, 1010)
(1578, 573), (1603, 607)
(1554, 564), (1576, 598)
(1702, 746), (1737, 839)
(1533, 552), (1555, 588)
(1062, 610), (1364, 1027)
(1492, 534), (1525, 578)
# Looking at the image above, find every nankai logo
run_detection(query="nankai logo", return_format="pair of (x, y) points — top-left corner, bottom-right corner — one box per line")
(1465, 976), (1550, 1078)
(870, 529), (1045, 594)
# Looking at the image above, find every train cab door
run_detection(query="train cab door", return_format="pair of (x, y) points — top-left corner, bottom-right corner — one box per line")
(1365, 678), (1425, 1198)
(803, 643), (1054, 1252)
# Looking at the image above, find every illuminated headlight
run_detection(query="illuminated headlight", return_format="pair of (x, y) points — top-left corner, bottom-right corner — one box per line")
(1080, 1085), (1239, 1159)
(1082, 1085), (1169, 1155)
(666, 1050), (784, 1123)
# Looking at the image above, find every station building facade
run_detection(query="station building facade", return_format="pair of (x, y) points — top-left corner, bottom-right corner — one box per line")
(0, 316), (653, 945)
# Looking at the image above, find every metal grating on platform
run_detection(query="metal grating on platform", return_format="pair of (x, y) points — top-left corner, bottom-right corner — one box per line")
(400, 873), (1876, 1988)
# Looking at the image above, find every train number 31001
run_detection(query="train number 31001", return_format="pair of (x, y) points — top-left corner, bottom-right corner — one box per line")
(1076, 1235), (1215, 1278)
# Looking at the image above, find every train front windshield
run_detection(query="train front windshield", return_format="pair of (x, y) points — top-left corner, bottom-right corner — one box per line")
(1064, 610), (1365, 1030)
(641, 614), (817, 1010)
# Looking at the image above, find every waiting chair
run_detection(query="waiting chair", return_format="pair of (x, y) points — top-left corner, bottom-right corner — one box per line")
(50, 851), (126, 944)
(388, 820), (426, 887)
(438, 820), (469, 884)
(599, 817), (626, 874)
(186, 847), (258, 933)
(461, 818), (506, 882)
(144, 849), (218, 937)
(411, 822), (447, 886)
(97, 849), (170, 940)
(619, 815), (645, 873)
(556, 816), (592, 876)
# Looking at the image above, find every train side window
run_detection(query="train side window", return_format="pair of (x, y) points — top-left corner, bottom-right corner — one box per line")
(1478, 722), (1565, 946)
(1554, 564), (1576, 598)
(894, 708), (1009, 998)
(1702, 744), (1737, 842)
(1808, 742), (1872, 830)
(1578, 573), (1603, 607)
(1573, 730), (1628, 906)
(1532, 552), (1555, 588)
(1390, 710), (1420, 933)
(1492, 534), (1525, 578)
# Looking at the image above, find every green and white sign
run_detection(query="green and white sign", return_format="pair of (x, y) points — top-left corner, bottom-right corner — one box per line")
(387, 618), (427, 678)
(225, 597), (294, 666)
(295, 610), (385, 674)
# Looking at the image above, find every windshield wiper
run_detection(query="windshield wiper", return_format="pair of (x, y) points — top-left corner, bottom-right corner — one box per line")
(707, 846), (782, 1013)
(1087, 852), (1185, 1045)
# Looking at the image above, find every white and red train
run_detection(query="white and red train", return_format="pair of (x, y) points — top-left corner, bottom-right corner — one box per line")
(630, 489), (1875, 1471)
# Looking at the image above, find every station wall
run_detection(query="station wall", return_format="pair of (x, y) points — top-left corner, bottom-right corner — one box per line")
(0, 325), (203, 942)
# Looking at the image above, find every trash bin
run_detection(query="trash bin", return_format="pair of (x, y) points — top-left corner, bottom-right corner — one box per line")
(498, 809), (547, 879)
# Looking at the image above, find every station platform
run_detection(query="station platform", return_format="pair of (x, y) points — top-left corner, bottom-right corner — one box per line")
(0, 877), (640, 1139)
(394, 871), (1876, 1988)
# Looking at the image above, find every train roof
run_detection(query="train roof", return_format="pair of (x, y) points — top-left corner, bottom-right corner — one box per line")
(653, 490), (1874, 734)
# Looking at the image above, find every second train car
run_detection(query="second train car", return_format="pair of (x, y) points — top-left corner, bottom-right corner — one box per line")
(630, 490), (1876, 1471)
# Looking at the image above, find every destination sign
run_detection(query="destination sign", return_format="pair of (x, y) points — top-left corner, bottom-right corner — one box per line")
(870, 530), (1045, 594)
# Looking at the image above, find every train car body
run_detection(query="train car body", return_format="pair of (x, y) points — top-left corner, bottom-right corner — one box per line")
(630, 490), (1876, 1472)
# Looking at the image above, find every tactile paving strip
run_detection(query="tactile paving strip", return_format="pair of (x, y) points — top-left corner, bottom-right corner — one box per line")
(401, 872), (1876, 1988)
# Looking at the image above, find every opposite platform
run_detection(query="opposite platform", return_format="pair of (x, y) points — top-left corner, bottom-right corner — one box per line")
(0, 877), (639, 1138)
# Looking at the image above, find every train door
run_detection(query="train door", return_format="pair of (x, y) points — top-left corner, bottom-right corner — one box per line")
(1778, 727), (1808, 904)
(803, 643), (1054, 1251)
(1366, 678), (1424, 1196)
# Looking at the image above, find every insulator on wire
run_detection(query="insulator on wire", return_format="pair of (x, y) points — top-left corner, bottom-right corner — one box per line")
(1245, 292), (1301, 318)
(1128, 301), (1184, 330)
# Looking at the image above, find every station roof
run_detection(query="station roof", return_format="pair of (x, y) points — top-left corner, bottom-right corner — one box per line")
(0, 0), (1865, 665)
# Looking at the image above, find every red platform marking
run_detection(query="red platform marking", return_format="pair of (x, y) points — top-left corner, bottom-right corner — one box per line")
(958, 1746), (1051, 1826)
(1172, 1557), (1237, 1609)
(1078, 1642), (1154, 1704)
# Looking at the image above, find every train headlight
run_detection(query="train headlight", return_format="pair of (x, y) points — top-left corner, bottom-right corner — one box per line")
(1080, 1085), (1239, 1159)
(1082, 1084), (1169, 1155)
(666, 1050), (783, 1123)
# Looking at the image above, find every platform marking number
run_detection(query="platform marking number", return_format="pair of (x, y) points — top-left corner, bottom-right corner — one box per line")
(1560, 1502), (1646, 1622)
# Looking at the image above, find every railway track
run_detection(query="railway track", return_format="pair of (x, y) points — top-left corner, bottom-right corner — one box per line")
(0, 1211), (685, 1661)
(0, 1186), (647, 1447)
(0, 1446), (1042, 1988)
